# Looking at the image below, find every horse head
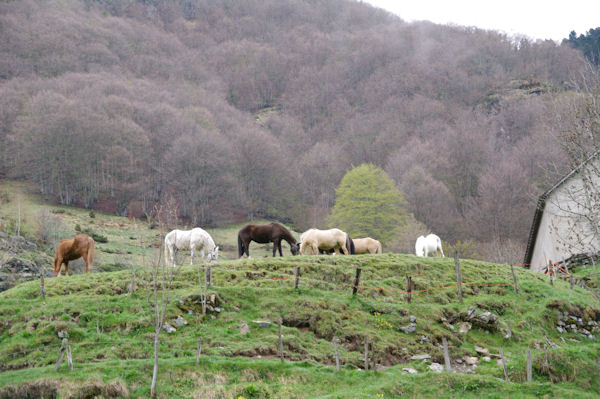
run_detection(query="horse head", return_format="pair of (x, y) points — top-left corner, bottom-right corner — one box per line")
(208, 246), (219, 262)
(290, 242), (300, 256)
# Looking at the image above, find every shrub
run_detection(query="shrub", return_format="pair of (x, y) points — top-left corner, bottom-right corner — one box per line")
(36, 208), (64, 244)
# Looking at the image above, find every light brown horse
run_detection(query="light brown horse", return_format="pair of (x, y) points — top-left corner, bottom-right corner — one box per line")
(54, 233), (95, 276)
(300, 228), (349, 255)
(353, 237), (382, 254)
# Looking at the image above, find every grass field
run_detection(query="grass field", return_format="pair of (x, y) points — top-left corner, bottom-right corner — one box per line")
(0, 180), (297, 272)
(0, 181), (600, 398)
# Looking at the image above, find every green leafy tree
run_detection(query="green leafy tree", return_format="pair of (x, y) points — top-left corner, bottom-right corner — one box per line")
(329, 164), (409, 244)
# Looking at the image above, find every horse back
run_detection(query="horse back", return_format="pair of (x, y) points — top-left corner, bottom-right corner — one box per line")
(57, 234), (92, 261)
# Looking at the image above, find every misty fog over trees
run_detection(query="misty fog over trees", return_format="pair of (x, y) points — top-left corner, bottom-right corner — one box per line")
(0, 0), (596, 262)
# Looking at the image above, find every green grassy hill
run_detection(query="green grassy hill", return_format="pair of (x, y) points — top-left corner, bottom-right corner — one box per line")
(0, 181), (296, 273)
(1, 181), (600, 398)
(1, 254), (599, 398)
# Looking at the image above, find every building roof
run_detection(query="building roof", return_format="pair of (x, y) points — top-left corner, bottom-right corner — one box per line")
(523, 151), (600, 267)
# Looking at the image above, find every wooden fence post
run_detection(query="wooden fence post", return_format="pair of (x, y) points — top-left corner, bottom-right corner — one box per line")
(548, 261), (554, 286)
(526, 350), (532, 382)
(96, 298), (103, 335)
(278, 320), (284, 362)
(40, 273), (45, 300)
(510, 265), (519, 294)
(442, 337), (452, 372)
(294, 266), (300, 290)
(352, 268), (362, 296)
(207, 266), (212, 287)
(55, 338), (68, 371)
(405, 275), (412, 303)
(66, 343), (73, 371)
(129, 263), (136, 294)
(597, 358), (600, 393)
(570, 274), (574, 290)
(364, 335), (369, 371)
(196, 337), (202, 364)
(454, 252), (462, 303)
(499, 348), (509, 382)
(333, 338), (340, 371)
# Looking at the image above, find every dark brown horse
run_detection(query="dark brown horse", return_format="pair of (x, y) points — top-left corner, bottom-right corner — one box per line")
(238, 223), (299, 258)
(54, 233), (95, 276)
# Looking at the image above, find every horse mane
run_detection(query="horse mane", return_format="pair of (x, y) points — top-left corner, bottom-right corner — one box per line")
(276, 223), (297, 244)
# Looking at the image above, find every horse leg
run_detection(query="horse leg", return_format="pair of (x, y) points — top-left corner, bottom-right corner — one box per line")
(54, 255), (63, 276)
(64, 261), (69, 276)
(190, 245), (195, 265)
(82, 252), (89, 273)
(273, 239), (282, 257)
(340, 241), (348, 255)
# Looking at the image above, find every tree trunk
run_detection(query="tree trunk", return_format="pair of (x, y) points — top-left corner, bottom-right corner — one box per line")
(150, 335), (159, 397)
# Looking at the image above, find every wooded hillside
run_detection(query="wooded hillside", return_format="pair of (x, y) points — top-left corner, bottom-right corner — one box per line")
(0, 0), (592, 262)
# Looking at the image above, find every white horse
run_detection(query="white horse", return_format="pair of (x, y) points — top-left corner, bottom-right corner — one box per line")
(300, 228), (349, 255)
(164, 228), (219, 267)
(415, 234), (444, 257)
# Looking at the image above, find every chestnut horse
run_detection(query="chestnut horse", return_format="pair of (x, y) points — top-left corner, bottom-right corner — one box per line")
(353, 237), (382, 254)
(238, 223), (299, 258)
(54, 233), (95, 276)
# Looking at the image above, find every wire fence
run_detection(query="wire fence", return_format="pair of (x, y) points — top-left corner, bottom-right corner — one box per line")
(2, 255), (599, 389)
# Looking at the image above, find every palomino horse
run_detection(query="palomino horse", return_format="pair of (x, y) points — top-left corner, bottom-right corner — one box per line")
(237, 222), (299, 258)
(319, 234), (355, 255)
(353, 237), (382, 254)
(54, 233), (95, 276)
(164, 228), (219, 267)
(415, 234), (444, 257)
(300, 228), (349, 255)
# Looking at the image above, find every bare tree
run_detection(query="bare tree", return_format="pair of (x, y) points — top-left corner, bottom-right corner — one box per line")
(144, 199), (182, 398)
(547, 66), (600, 273)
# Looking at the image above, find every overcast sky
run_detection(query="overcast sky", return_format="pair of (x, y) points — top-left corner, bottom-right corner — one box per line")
(363, 0), (600, 42)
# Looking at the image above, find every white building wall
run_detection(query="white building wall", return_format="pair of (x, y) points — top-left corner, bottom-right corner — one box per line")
(530, 169), (600, 272)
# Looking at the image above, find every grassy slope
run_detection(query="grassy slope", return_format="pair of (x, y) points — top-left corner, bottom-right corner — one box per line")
(0, 181), (292, 271)
(1, 254), (599, 398)
(0, 181), (600, 398)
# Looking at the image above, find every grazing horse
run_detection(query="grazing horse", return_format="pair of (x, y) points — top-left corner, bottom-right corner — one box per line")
(54, 233), (95, 276)
(415, 234), (444, 257)
(353, 237), (382, 254)
(237, 222), (299, 258)
(319, 234), (355, 255)
(300, 228), (349, 255)
(164, 228), (219, 267)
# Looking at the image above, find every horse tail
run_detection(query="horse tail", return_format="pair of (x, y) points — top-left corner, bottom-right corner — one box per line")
(376, 241), (382, 254)
(237, 233), (244, 258)
(87, 237), (95, 271)
(346, 235), (355, 255)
